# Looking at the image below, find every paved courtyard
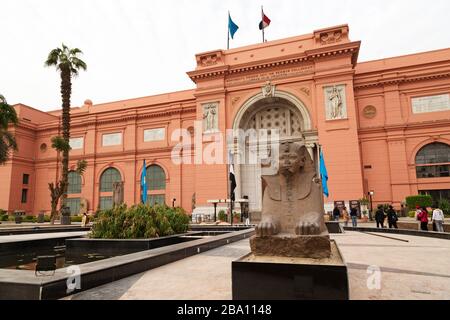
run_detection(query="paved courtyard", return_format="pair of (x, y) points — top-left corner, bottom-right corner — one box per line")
(65, 231), (450, 300)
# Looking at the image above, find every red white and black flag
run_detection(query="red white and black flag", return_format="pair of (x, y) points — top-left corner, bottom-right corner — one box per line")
(259, 9), (271, 30)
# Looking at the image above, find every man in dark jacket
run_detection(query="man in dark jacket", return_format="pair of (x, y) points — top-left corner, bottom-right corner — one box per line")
(375, 205), (385, 228)
(350, 207), (358, 227)
(387, 205), (398, 229)
(333, 206), (341, 222)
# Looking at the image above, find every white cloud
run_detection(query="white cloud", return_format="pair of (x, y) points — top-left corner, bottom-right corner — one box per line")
(0, 0), (449, 110)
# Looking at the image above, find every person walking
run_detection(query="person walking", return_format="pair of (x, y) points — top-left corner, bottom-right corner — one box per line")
(375, 205), (385, 228)
(342, 207), (350, 227)
(387, 205), (398, 229)
(417, 207), (429, 231)
(350, 207), (358, 227)
(432, 206), (445, 233)
(333, 205), (341, 222)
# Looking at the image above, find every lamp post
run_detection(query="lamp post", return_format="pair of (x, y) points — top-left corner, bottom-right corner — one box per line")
(368, 191), (374, 221)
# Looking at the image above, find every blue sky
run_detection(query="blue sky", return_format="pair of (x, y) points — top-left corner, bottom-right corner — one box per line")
(1, 0), (450, 111)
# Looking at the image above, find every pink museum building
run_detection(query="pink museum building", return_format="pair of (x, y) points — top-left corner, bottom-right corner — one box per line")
(1, 24), (450, 217)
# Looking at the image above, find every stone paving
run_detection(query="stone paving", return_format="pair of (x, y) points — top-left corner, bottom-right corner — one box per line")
(65, 231), (450, 300)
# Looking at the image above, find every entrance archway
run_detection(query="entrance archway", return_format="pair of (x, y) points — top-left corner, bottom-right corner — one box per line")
(232, 90), (317, 213)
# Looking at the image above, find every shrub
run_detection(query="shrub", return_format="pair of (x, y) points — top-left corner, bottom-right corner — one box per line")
(23, 215), (36, 223)
(438, 198), (450, 215)
(0, 209), (6, 216)
(233, 212), (241, 221)
(405, 195), (433, 212)
(218, 210), (227, 222)
(90, 204), (190, 239)
(408, 211), (416, 218)
(71, 216), (83, 223)
(0, 214), (9, 221)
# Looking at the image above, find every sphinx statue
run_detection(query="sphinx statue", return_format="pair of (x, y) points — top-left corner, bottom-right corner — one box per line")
(251, 142), (331, 259)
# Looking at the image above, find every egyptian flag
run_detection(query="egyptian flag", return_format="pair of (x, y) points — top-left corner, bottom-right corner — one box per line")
(259, 10), (271, 30)
(229, 151), (237, 201)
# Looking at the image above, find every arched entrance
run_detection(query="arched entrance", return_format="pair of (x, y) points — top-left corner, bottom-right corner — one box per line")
(232, 90), (317, 213)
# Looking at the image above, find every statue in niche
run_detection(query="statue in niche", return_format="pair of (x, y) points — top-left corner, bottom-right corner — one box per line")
(326, 85), (347, 120)
(251, 142), (331, 259)
(203, 104), (218, 132)
(112, 181), (124, 206)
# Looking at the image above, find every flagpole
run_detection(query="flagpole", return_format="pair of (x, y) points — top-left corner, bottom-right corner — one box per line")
(227, 11), (230, 50)
(261, 6), (265, 43)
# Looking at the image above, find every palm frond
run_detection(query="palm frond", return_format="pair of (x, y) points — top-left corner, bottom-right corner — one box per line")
(51, 136), (71, 152)
(76, 159), (88, 176)
(0, 96), (19, 128)
(1, 130), (18, 150)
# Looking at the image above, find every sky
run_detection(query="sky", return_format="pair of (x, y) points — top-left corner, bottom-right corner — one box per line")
(1, 0), (450, 111)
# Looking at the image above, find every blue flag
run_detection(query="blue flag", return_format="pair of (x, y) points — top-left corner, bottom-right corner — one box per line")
(141, 160), (147, 204)
(320, 150), (329, 197)
(228, 13), (239, 39)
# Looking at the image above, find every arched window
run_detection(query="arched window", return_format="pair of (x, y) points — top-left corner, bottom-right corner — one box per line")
(145, 165), (166, 206)
(100, 168), (122, 192)
(416, 143), (450, 178)
(99, 168), (122, 210)
(67, 171), (82, 194)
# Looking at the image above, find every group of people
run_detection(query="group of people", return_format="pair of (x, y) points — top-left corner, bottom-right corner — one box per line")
(415, 205), (445, 232)
(375, 205), (399, 229)
(333, 206), (359, 227)
(333, 203), (446, 233)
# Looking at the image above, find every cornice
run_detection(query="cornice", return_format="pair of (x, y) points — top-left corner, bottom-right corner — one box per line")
(33, 106), (197, 133)
(358, 118), (450, 135)
(188, 41), (361, 83)
(354, 71), (450, 89)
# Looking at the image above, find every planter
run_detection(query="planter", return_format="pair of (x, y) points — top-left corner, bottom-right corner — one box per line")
(14, 210), (25, 224)
(60, 207), (71, 225)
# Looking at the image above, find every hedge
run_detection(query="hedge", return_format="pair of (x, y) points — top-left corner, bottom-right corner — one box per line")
(405, 195), (433, 211)
(90, 204), (190, 239)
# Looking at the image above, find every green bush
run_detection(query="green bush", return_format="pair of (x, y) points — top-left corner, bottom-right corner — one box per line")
(8, 215), (15, 222)
(408, 211), (416, 218)
(405, 195), (433, 212)
(23, 215), (36, 223)
(218, 210), (227, 222)
(71, 216), (83, 223)
(90, 204), (190, 239)
(0, 214), (9, 221)
(438, 199), (450, 215)
(0, 209), (6, 216)
(233, 212), (241, 221)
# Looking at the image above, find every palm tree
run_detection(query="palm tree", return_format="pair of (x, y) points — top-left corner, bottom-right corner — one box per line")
(45, 44), (86, 223)
(0, 94), (18, 164)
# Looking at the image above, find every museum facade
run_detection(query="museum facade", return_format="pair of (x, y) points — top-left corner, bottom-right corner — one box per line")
(1, 24), (450, 217)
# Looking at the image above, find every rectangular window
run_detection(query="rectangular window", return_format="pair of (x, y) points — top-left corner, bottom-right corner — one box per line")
(102, 133), (122, 147)
(69, 137), (84, 150)
(416, 165), (450, 178)
(64, 198), (81, 215)
(412, 94), (450, 114)
(21, 189), (28, 203)
(23, 174), (30, 185)
(419, 190), (450, 206)
(144, 128), (165, 142)
(100, 196), (113, 210)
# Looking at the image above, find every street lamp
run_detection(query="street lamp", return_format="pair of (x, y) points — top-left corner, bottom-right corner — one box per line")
(368, 191), (374, 221)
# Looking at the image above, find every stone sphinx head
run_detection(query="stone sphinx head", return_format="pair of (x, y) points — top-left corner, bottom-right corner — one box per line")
(278, 142), (308, 176)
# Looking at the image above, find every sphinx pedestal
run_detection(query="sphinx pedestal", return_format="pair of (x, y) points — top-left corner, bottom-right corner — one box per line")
(232, 240), (349, 300)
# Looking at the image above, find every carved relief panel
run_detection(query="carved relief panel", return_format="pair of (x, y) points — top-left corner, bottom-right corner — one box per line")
(202, 102), (219, 133)
(323, 85), (347, 120)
